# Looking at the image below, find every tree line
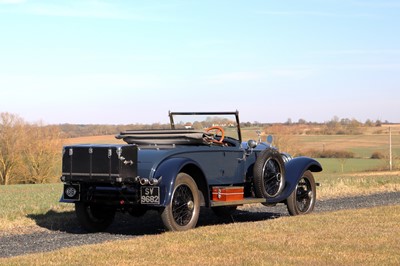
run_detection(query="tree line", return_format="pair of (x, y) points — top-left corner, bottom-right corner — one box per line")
(1, 112), (396, 185)
(58, 116), (390, 138)
(0, 113), (61, 185)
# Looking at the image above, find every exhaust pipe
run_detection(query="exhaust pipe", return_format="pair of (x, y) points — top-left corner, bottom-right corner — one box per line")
(136, 176), (162, 186)
(139, 178), (149, 186)
(148, 178), (159, 186)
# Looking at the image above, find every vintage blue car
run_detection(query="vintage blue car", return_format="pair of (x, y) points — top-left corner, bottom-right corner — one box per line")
(60, 111), (322, 232)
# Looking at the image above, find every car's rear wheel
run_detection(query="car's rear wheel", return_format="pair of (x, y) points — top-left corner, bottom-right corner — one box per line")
(287, 170), (316, 215)
(253, 149), (285, 198)
(75, 202), (116, 232)
(160, 173), (200, 231)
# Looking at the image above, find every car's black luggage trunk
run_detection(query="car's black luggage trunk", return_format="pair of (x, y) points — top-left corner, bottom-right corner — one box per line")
(62, 144), (137, 183)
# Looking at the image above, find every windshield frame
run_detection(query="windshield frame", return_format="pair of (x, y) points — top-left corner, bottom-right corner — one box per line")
(169, 111), (242, 143)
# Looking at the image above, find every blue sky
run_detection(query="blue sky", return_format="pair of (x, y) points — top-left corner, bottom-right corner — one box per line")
(0, 0), (399, 124)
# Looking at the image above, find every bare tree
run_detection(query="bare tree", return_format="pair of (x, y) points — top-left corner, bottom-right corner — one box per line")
(265, 124), (300, 156)
(0, 113), (25, 185)
(22, 123), (62, 184)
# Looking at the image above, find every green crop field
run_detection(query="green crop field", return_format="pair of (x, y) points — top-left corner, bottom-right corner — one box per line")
(318, 158), (385, 173)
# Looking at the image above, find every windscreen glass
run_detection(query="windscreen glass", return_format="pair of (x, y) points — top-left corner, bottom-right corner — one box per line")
(171, 114), (239, 141)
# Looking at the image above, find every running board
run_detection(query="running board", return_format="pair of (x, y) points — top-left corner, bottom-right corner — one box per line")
(210, 198), (266, 207)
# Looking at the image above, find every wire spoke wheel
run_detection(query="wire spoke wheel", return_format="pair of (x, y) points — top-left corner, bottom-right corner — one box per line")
(295, 178), (313, 212)
(171, 185), (195, 226)
(161, 173), (200, 231)
(263, 158), (283, 197)
(254, 149), (285, 198)
(287, 170), (316, 216)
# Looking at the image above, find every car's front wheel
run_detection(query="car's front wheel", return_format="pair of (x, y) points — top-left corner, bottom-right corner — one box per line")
(286, 170), (316, 215)
(160, 173), (200, 231)
(75, 202), (116, 232)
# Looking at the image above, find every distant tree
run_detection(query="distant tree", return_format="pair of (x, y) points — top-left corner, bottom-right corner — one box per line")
(350, 118), (361, 127)
(365, 119), (374, 127)
(325, 116), (340, 134)
(253, 121), (261, 127)
(22, 123), (62, 184)
(370, 151), (384, 159)
(0, 113), (25, 185)
(298, 118), (307, 124)
(265, 124), (300, 156)
(242, 122), (252, 127)
(192, 121), (204, 130)
(340, 118), (351, 126)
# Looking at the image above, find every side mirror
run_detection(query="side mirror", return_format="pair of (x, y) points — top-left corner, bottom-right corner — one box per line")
(247, 140), (257, 149)
(266, 135), (273, 145)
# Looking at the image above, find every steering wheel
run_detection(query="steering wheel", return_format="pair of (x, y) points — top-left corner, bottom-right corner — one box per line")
(206, 126), (225, 144)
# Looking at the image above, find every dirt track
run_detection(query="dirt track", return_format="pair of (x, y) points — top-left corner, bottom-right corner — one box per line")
(1, 191), (399, 258)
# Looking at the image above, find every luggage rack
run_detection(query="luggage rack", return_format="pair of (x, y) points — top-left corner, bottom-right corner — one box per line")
(210, 198), (267, 207)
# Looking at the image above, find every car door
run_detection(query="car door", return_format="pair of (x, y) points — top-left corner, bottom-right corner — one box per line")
(199, 146), (245, 186)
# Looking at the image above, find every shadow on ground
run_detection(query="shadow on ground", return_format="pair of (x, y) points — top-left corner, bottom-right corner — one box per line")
(28, 206), (285, 236)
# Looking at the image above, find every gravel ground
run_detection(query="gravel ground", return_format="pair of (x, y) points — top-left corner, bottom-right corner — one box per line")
(1, 191), (399, 258)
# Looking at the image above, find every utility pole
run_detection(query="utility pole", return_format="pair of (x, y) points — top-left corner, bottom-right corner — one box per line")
(389, 126), (392, 171)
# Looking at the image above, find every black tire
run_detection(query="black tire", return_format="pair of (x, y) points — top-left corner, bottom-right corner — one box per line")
(253, 149), (285, 198)
(160, 173), (200, 231)
(287, 170), (316, 215)
(75, 202), (115, 232)
(212, 206), (237, 218)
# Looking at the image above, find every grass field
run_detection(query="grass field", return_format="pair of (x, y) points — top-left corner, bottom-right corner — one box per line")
(0, 183), (73, 233)
(318, 158), (385, 173)
(0, 171), (399, 264)
(1, 171), (399, 234)
(1, 205), (399, 265)
(0, 129), (397, 263)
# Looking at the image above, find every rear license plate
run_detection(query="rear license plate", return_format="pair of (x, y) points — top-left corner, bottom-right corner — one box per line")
(140, 186), (160, 204)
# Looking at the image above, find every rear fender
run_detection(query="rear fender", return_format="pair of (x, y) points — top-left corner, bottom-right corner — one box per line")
(153, 158), (206, 206)
(267, 157), (322, 204)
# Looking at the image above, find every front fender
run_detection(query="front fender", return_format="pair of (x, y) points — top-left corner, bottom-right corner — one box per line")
(153, 157), (204, 206)
(267, 157), (322, 204)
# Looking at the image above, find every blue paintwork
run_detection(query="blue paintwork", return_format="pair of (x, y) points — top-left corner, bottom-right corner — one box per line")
(152, 157), (204, 206)
(61, 112), (323, 209)
(135, 141), (322, 207)
(267, 157), (322, 203)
